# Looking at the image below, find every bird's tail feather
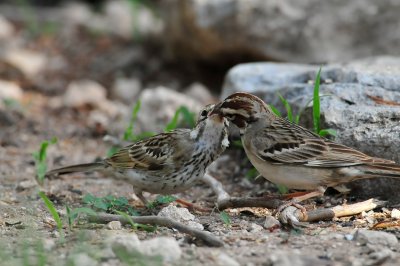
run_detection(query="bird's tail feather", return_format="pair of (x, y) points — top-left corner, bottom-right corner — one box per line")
(363, 163), (400, 178)
(46, 162), (105, 178)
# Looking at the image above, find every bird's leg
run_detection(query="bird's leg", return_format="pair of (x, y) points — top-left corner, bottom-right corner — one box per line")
(201, 172), (230, 203)
(274, 187), (326, 216)
(174, 172), (230, 212)
(132, 187), (148, 206)
(175, 198), (211, 212)
(290, 190), (325, 202)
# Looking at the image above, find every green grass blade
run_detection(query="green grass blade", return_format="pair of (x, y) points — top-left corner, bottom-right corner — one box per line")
(269, 104), (282, 117)
(38, 191), (64, 240)
(313, 68), (322, 133)
(219, 211), (231, 226)
(318, 129), (337, 137)
(277, 93), (294, 122)
(123, 100), (142, 141)
(276, 184), (289, 194)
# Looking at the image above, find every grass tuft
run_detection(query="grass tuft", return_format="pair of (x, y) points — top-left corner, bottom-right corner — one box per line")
(33, 137), (57, 184)
(38, 191), (64, 241)
(219, 211), (231, 226)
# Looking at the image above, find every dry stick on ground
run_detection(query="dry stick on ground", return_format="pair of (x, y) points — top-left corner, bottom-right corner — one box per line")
(216, 196), (386, 224)
(88, 213), (224, 247)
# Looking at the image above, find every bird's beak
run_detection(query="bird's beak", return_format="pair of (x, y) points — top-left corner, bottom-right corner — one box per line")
(208, 102), (223, 116)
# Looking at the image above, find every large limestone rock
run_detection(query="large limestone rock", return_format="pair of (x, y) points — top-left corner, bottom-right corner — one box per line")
(162, 0), (400, 63)
(221, 57), (400, 203)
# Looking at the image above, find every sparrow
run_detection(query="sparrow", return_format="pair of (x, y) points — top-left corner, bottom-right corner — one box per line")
(211, 92), (400, 202)
(46, 105), (230, 204)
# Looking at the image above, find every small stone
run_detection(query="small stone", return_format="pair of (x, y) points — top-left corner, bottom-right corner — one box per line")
(107, 221), (122, 230)
(390, 208), (400, 219)
(112, 77), (141, 103)
(187, 221), (204, 231)
(138, 86), (203, 132)
(249, 223), (264, 233)
(344, 234), (354, 241)
(216, 252), (240, 266)
(353, 229), (398, 248)
(158, 205), (195, 222)
(0, 15), (15, 39)
(68, 253), (97, 266)
(140, 237), (182, 262)
(264, 215), (281, 230)
(16, 180), (37, 191)
(3, 49), (47, 78)
(0, 80), (23, 101)
(184, 82), (214, 105)
(42, 238), (56, 251)
(63, 80), (107, 108)
(109, 233), (141, 254)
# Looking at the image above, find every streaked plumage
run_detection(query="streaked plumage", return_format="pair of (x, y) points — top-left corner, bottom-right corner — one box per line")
(46, 105), (229, 203)
(212, 92), (400, 199)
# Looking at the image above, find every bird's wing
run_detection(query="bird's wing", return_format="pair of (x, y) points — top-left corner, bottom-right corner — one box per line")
(105, 129), (190, 171)
(250, 118), (388, 168)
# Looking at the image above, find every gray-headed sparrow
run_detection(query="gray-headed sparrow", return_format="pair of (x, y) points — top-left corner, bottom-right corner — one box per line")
(211, 92), (400, 202)
(46, 105), (230, 204)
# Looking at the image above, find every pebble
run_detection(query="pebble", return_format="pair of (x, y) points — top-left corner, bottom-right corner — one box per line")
(112, 77), (141, 103)
(108, 233), (182, 262)
(138, 86), (203, 132)
(68, 253), (97, 266)
(16, 180), (37, 191)
(264, 215), (281, 230)
(249, 222), (264, 233)
(184, 82), (214, 104)
(63, 80), (107, 108)
(216, 252), (240, 266)
(0, 80), (23, 101)
(140, 237), (182, 262)
(0, 15), (14, 39)
(158, 205), (205, 230)
(3, 49), (47, 78)
(107, 221), (122, 230)
(391, 208), (400, 219)
(158, 205), (195, 222)
(353, 229), (398, 248)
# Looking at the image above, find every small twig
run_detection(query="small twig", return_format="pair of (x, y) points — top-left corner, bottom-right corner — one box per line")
(217, 197), (284, 210)
(87, 213), (224, 247)
(279, 198), (386, 224)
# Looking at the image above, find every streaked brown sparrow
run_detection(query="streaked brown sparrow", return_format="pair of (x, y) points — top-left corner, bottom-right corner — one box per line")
(46, 105), (230, 204)
(211, 92), (400, 202)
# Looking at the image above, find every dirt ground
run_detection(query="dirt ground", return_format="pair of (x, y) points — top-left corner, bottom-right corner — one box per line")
(0, 3), (399, 264)
(1, 91), (400, 266)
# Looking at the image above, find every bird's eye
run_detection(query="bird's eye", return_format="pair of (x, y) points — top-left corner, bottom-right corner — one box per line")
(228, 114), (236, 121)
(200, 110), (208, 117)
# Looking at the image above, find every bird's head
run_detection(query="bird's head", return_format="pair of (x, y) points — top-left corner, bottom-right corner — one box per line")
(211, 92), (273, 131)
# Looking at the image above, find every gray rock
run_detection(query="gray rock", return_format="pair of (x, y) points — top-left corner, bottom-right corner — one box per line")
(391, 209), (400, 219)
(0, 15), (15, 39)
(68, 253), (98, 266)
(158, 204), (204, 230)
(140, 237), (182, 262)
(215, 252), (240, 266)
(106, 221), (122, 230)
(109, 233), (141, 254)
(353, 229), (398, 248)
(221, 57), (400, 203)
(138, 86), (203, 132)
(112, 77), (141, 104)
(161, 0), (400, 63)
(108, 233), (182, 263)
(268, 251), (323, 266)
